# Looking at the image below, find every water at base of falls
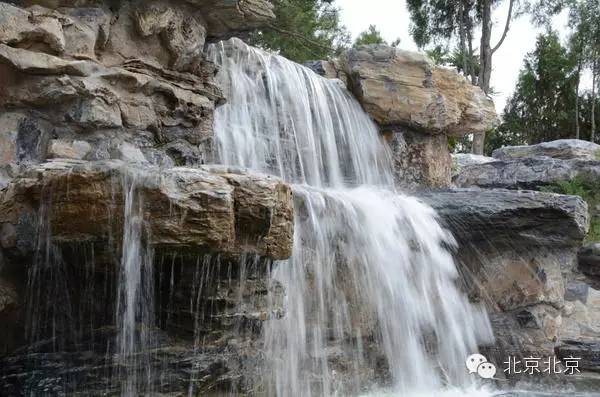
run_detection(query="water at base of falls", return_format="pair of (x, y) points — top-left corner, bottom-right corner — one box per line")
(208, 38), (494, 396)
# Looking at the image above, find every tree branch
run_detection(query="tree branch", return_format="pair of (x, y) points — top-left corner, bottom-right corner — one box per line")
(491, 0), (515, 54)
(265, 23), (334, 53)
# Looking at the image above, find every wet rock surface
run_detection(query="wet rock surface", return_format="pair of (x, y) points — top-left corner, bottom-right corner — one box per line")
(421, 188), (590, 369)
(0, 159), (294, 260)
(0, 0), (281, 394)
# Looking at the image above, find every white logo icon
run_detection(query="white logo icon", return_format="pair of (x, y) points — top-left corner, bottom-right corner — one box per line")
(466, 353), (497, 379)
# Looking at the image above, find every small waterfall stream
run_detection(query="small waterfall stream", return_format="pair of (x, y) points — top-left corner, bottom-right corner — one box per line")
(208, 38), (494, 396)
(115, 173), (155, 396)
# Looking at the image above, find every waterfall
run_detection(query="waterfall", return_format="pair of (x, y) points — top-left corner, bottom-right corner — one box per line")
(208, 38), (493, 396)
(115, 172), (155, 396)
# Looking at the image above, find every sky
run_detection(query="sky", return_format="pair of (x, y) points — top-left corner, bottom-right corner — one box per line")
(337, 0), (576, 115)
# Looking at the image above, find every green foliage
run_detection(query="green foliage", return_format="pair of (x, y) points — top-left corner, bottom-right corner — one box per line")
(247, 0), (351, 63)
(541, 175), (600, 241)
(496, 31), (578, 147)
(354, 25), (386, 47)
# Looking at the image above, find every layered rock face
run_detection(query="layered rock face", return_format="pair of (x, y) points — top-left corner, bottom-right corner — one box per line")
(326, 45), (497, 189)
(451, 139), (600, 380)
(0, 0), (295, 394)
(455, 139), (600, 189)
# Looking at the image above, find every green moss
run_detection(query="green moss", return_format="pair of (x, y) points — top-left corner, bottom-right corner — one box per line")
(541, 175), (600, 242)
(595, 149), (600, 161)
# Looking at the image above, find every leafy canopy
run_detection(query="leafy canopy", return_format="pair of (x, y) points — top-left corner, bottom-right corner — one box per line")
(247, 0), (351, 63)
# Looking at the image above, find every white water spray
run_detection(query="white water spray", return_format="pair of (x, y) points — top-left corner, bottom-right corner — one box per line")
(208, 38), (493, 396)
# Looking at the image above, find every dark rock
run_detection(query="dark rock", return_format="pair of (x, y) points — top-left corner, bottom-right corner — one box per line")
(579, 243), (600, 278)
(557, 340), (600, 372)
(454, 157), (600, 190)
(419, 188), (589, 247)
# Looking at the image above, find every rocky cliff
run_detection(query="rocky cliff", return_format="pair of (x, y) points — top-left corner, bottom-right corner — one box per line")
(0, 0), (296, 394)
(452, 139), (600, 384)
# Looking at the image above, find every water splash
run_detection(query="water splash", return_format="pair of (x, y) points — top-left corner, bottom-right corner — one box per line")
(208, 38), (494, 396)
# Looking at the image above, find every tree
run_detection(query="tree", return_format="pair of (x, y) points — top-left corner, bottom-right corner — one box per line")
(495, 32), (577, 147)
(247, 0), (351, 63)
(567, 0), (600, 141)
(407, 0), (479, 84)
(407, 0), (517, 154)
(354, 25), (386, 47)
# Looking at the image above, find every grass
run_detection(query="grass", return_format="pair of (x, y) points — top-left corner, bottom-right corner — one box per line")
(541, 175), (600, 242)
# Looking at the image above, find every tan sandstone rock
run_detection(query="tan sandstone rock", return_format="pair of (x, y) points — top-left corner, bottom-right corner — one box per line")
(342, 45), (498, 136)
(0, 160), (294, 260)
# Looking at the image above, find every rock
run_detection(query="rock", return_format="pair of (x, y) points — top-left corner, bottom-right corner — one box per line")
(557, 340), (600, 372)
(0, 113), (51, 165)
(69, 96), (123, 128)
(133, 0), (207, 72)
(451, 153), (494, 178)
(195, 0), (275, 38)
(579, 243), (600, 279)
(47, 139), (92, 160)
(0, 160), (293, 260)
(0, 3), (65, 54)
(304, 59), (348, 85)
(493, 139), (600, 161)
(115, 141), (147, 163)
(341, 45), (497, 136)
(0, 279), (17, 315)
(561, 283), (600, 342)
(0, 43), (99, 76)
(420, 188), (588, 360)
(384, 127), (451, 189)
(454, 157), (600, 190)
(419, 188), (589, 247)
(58, 7), (112, 59)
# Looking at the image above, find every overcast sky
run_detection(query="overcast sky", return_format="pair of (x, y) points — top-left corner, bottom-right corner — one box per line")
(337, 0), (576, 115)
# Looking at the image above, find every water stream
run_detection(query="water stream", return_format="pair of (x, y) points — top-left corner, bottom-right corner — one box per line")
(208, 38), (494, 396)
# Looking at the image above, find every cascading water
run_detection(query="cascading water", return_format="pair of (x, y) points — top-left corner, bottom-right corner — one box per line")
(208, 38), (494, 396)
(115, 173), (155, 396)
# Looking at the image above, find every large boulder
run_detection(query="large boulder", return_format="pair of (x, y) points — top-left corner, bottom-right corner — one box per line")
(341, 45), (498, 136)
(451, 153), (494, 178)
(493, 139), (600, 161)
(420, 188), (589, 362)
(454, 157), (600, 190)
(0, 159), (294, 260)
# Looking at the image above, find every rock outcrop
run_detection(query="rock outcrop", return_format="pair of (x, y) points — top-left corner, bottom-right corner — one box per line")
(0, 0), (275, 182)
(493, 139), (600, 161)
(449, 140), (600, 384)
(332, 45), (498, 189)
(0, 159), (293, 260)
(0, 0), (282, 394)
(421, 188), (589, 371)
(454, 157), (600, 190)
(341, 45), (497, 136)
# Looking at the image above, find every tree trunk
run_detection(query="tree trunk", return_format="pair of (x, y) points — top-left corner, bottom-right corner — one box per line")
(592, 61), (597, 143)
(467, 20), (476, 85)
(458, 2), (468, 78)
(472, 0), (514, 155)
(472, 0), (492, 155)
(575, 58), (581, 140)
